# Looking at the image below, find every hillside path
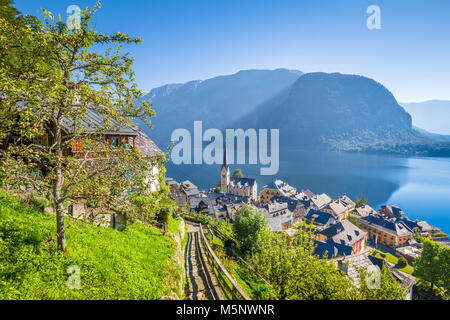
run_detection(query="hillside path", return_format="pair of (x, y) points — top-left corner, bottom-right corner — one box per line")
(184, 222), (219, 300)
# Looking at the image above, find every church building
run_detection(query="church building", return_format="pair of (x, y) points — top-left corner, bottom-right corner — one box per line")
(220, 146), (258, 202)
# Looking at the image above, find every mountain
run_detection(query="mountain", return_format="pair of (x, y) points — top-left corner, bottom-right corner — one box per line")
(142, 68), (303, 149)
(237, 72), (431, 151)
(413, 126), (450, 143)
(142, 70), (450, 157)
(401, 100), (450, 135)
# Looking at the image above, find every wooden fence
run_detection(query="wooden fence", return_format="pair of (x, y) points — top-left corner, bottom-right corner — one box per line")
(199, 224), (251, 300)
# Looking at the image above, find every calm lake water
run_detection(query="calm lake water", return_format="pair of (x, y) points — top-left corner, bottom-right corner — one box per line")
(166, 149), (450, 234)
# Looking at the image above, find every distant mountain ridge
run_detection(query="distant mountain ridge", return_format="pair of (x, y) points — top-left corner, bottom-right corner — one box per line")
(401, 100), (450, 135)
(143, 68), (303, 149)
(237, 72), (430, 151)
(141, 69), (450, 157)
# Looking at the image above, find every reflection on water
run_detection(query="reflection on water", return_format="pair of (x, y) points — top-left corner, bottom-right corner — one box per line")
(166, 149), (450, 233)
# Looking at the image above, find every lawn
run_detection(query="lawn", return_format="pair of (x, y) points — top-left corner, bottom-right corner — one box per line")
(0, 190), (179, 300)
(370, 248), (415, 275)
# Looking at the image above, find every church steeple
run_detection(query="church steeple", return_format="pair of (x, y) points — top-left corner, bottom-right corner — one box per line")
(220, 142), (230, 193)
(222, 141), (228, 169)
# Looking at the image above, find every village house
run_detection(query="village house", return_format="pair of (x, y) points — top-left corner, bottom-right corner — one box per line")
(315, 220), (367, 256)
(379, 205), (404, 219)
(166, 178), (201, 208)
(259, 179), (296, 204)
(321, 195), (356, 221)
(351, 204), (378, 218)
(2, 108), (163, 228)
(396, 245), (422, 262)
(294, 189), (315, 201)
(310, 193), (333, 211)
(398, 216), (435, 237)
(359, 214), (413, 248)
(166, 178), (187, 207)
(335, 251), (384, 286)
(181, 180), (200, 198)
(304, 209), (336, 229)
(270, 196), (307, 224)
(265, 210), (293, 233)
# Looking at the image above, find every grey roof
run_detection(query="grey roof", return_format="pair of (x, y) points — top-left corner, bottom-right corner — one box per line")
(314, 240), (353, 259)
(325, 195), (355, 216)
(361, 215), (413, 236)
(302, 189), (315, 199)
(181, 180), (198, 190)
(336, 252), (384, 286)
(353, 204), (377, 217)
(62, 108), (162, 158)
(133, 126), (162, 158)
(62, 108), (137, 136)
(266, 214), (292, 232)
(320, 220), (366, 247)
(305, 209), (334, 226)
(264, 201), (289, 215)
(416, 220), (433, 232)
(311, 193), (333, 209)
(271, 196), (305, 213)
(184, 188), (200, 197)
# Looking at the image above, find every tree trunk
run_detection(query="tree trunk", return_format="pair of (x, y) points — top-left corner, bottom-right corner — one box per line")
(56, 199), (67, 251)
(54, 115), (67, 252)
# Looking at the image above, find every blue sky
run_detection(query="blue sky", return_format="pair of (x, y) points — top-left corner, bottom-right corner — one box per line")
(13, 0), (450, 102)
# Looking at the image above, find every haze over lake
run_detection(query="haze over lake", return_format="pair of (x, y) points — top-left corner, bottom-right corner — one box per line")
(166, 149), (450, 234)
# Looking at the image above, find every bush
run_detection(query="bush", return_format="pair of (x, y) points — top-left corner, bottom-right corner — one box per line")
(156, 206), (171, 232)
(31, 195), (51, 210)
(232, 205), (268, 255)
(397, 257), (408, 268)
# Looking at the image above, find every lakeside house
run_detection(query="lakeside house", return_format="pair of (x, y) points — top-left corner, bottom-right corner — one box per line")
(321, 195), (356, 221)
(380, 205), (404, 219)
(259, 179), (297, 203)
(294, 189), (315, 201)
(359, 214), (414, 248)
(351, 204), (378, 218)
(310, 193), (333, 211)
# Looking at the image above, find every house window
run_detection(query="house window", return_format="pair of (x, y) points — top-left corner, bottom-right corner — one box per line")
(111, 137), (119, 147)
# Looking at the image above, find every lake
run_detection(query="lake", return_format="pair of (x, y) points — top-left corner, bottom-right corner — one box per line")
(166, 148), (450, 234)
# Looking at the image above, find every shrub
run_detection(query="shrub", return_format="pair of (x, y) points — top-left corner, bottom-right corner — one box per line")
(232, 205), (268, 254)
(397, 257), (408, 268)
(31, 195), (51, 210)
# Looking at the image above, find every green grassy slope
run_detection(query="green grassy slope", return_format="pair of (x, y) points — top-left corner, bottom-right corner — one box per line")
(0, 191), (178, 300)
